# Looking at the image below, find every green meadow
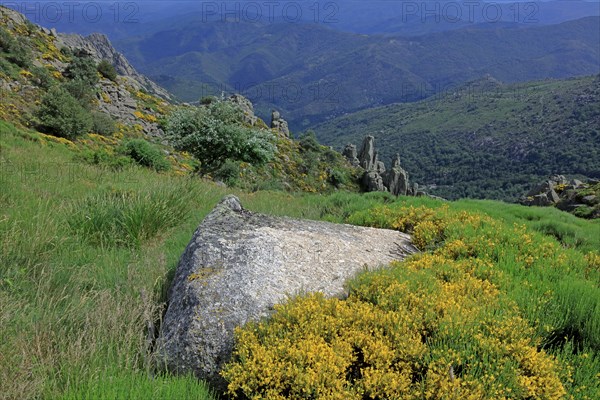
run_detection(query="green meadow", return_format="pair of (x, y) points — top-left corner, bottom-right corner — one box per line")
(1, 119), (598, 399)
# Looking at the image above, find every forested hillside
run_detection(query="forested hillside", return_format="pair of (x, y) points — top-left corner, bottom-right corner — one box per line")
(314, 75), (600, 201)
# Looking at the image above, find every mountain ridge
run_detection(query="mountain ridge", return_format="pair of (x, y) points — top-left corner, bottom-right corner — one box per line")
(113, 15), (600, 129)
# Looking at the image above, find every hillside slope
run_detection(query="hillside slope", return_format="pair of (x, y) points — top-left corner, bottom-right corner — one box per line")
(0, 6), (359, 194)
(313, 75), (600, 201)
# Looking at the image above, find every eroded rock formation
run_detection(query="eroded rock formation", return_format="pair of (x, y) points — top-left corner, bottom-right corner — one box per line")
(345, 136), (417, 197)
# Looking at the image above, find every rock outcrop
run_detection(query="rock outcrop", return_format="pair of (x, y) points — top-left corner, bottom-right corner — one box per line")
(270, 110), (289, 136)
(345, 136), (426, 197)
(156, 195), (418, 390)
(57, 32), (171, 100)
(342, 144), (360, 167)
(385, 154), (409, 196)
(228, 94), (258, 125)
(520, 175), (600, 218)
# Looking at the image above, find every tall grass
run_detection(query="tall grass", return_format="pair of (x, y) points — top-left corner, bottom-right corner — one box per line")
(68, 182), (196, 248)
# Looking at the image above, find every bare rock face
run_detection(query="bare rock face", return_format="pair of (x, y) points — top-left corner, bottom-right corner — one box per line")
(358, 135), (376, 171)
(342, 144), (360, 167)
(386, 154), (409, 196)
(156, 195), (417, 390)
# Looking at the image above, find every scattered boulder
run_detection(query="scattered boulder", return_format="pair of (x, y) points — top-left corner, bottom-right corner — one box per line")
(155, 195), (418, 390)
(520, 175), (600, 219)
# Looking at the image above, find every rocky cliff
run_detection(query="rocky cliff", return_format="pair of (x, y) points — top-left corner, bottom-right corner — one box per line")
(0, 5), (174, 137)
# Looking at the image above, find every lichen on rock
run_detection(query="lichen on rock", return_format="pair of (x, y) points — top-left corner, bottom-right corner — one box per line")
(155, 195), (417, 389)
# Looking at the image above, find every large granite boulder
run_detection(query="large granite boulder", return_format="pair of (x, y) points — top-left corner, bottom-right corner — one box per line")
(156, 195), (417, 390)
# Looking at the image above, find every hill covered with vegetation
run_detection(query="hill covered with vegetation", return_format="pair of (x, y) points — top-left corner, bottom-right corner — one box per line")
(1, 5), (599, 400)
(314, 75), (600, 201)
(0, 5), (358, 194)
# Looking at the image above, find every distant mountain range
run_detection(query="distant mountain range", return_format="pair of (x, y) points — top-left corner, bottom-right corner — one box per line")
(6, 1), (599, 130)
(11, 1), (600, 37)
(313, 75), (600, 201)
(114, 16), (599, 130)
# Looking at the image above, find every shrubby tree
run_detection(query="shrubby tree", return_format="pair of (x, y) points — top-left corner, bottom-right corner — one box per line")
(166, 101), (276, 172)
(91, 111), (117, 136)
(63, 79), (96, 106)
(64, 54), (98, 86)
(36, 85), (92, 138)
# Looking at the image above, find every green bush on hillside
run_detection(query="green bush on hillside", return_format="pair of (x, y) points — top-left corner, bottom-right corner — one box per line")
(122, 139), (170, 172)
(64, 54), (98, 86)
(97, 59), (117, 82)
(30, 66), (55, 89)
(0, 26), (32, 68)
(63, 78), (96, 106)
(166, 101), (276, 173)
(36, 85), (92, 138)
(91, 111), (116, 136)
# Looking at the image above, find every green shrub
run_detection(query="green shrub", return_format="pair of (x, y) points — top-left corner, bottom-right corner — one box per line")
(36, 85), (92, 138)
(298, 130), (321, 153)
(122, 139), (170, 172)
(0, 27), (12, 52)
(328, 168), (349, 187)
(91, 111), (116, 136)
(0, 26), (32, 68)
(166, 101), (276, 173)
(97, 59), (117, 81)
(64, 55), (98, 86)
(199, 95), (217, 105)
(63, 79), (96, 106)
(75, 148), (132, 170)
(30, 66), (55, 89)
(213, 159), (240, 186)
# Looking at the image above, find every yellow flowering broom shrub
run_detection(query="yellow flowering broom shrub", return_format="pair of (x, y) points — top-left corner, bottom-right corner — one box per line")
(223, 202), (599, 399)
